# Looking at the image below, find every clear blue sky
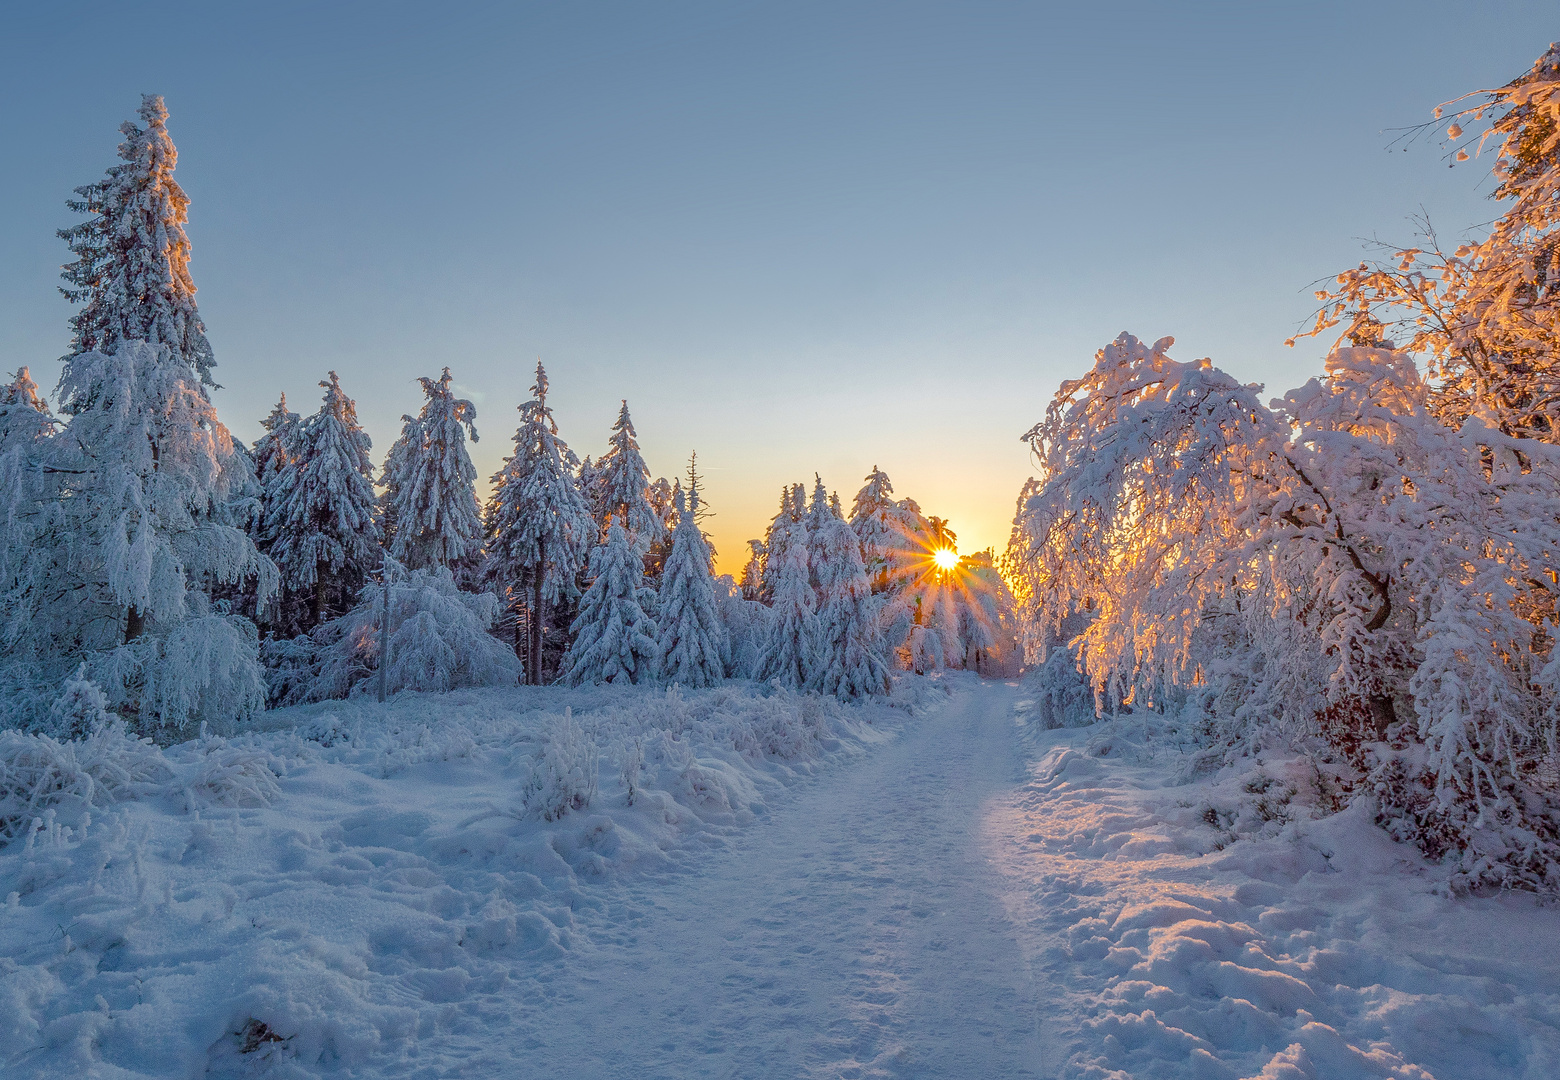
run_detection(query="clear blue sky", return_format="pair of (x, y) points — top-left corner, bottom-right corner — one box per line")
(0, 2), (1551, 569)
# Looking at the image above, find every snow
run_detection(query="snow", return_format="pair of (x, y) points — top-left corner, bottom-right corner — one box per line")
(3, 679), (1557, 1078)
(994, 692), (1560, 1079)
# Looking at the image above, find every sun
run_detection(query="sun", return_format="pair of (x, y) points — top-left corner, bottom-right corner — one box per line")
(932, 548), (959, 571)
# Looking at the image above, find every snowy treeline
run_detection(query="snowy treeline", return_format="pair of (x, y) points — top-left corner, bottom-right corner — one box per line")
(1005, 46), (1560, 891)
(0, 94), (1019, 743)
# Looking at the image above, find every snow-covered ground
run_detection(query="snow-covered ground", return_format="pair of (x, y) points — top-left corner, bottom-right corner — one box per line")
(993, 696), (1560, 1080)
(3, 679), (1558, 1078)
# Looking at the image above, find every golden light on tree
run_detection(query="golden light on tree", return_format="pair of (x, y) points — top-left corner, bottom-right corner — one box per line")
(933, 547), (960, 571)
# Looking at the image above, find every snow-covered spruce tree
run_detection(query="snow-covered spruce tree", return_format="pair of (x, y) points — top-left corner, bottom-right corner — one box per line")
(381, 368), (482, 576)
(250, 395), (298, 515)
(266, 372), (380, 631)
(57, 95), (214, 387)
(756, 523), (817, 690)
(850, 466), (920, 594)
(241, 394), (300, 629)
(641, 474), (678, 585)
(759, 483), (806, 602)
(35, 342), (275, 735)
(482, 362), (593, 684)
(0, 369), (55, 455)
(810, 514), (890, 700)
(656, 487), (728, 688)
(803, 474), (837, 588)
(594, 400), (663, 547)
(576, 455), (604, 529)
(739, 539), (766, 600)
(561, 521), (658, 686)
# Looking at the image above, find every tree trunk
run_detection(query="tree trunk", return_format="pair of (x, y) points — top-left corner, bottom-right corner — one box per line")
(532, 539), (546, 685)
(124, 606), (144, 644)
(313, 559), (329, 627)
(1368, 693), (1397, 738)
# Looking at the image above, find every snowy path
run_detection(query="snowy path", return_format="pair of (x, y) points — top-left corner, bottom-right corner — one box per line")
(421, 680), (1046, 1079)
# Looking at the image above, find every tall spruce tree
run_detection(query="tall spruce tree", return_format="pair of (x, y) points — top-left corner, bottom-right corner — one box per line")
(57, 95), (214, 389)
(482, 362), (593, 683)
(23, 343), (275, 732)
(561, 521), (658, 686)
(756, 522), (817, 689)
(267, 373), (380, 630)
(381, 369), (482, 575)
(760, 483), (807, 602)
(657, 486), (727, 688)
(739, 539), (766, 601)
(595, 400), (662, 546)
(811, 515), (890, 700)
(849, 466), (903, 592)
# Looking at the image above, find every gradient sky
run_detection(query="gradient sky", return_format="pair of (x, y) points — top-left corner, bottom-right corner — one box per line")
(0, 2), (1552, 573)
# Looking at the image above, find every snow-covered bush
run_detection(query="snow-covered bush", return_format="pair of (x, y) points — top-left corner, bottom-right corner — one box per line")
(1006, 331), (1560, 889)
(91, 614), (267, 739)
(0, 723), (171, 844)
(718, 588), (772, 680)
(522, 708), (599, 821)
(176, 737), (283, 810)
(265, 564), (521, 705)
(47, 667), (118, 740)
(1022, 645), (1094, 729)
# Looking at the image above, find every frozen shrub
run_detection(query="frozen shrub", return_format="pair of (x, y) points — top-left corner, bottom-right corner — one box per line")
(47, 667), (118, 740)
(0, 724), (171, 843)
(522, 708), (599, 821)
(177, 737), (282, 810)
(621, 738), (644, 806)
(1024, 646), (1095, 729)
(90, 614), (267, 739)
(265, 564), (521, 704)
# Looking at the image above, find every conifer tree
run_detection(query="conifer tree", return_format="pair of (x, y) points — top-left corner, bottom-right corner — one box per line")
(756, 523), (816, 689)
(595, 400), (662, 545)
(739, 539), (766, 601)
(250, 395), (297, 550)
(804, 474), (836, 588)
(251, 395), (298, 500)
(850, 466), (921, 593)
(267, 372), (380, 630)
(562, 521), (659, 686)
(57, 95), (214, 389)
(381, 368), (482, 574)
(0, 368), (55, 455)
(811, 514), (890, 700)
(760, 483), (806, 602)
(657, 487), (728, 688)
(32, 342), (274, 731)
(483, 362), (593, 683)
(577, 455), (605, 530)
